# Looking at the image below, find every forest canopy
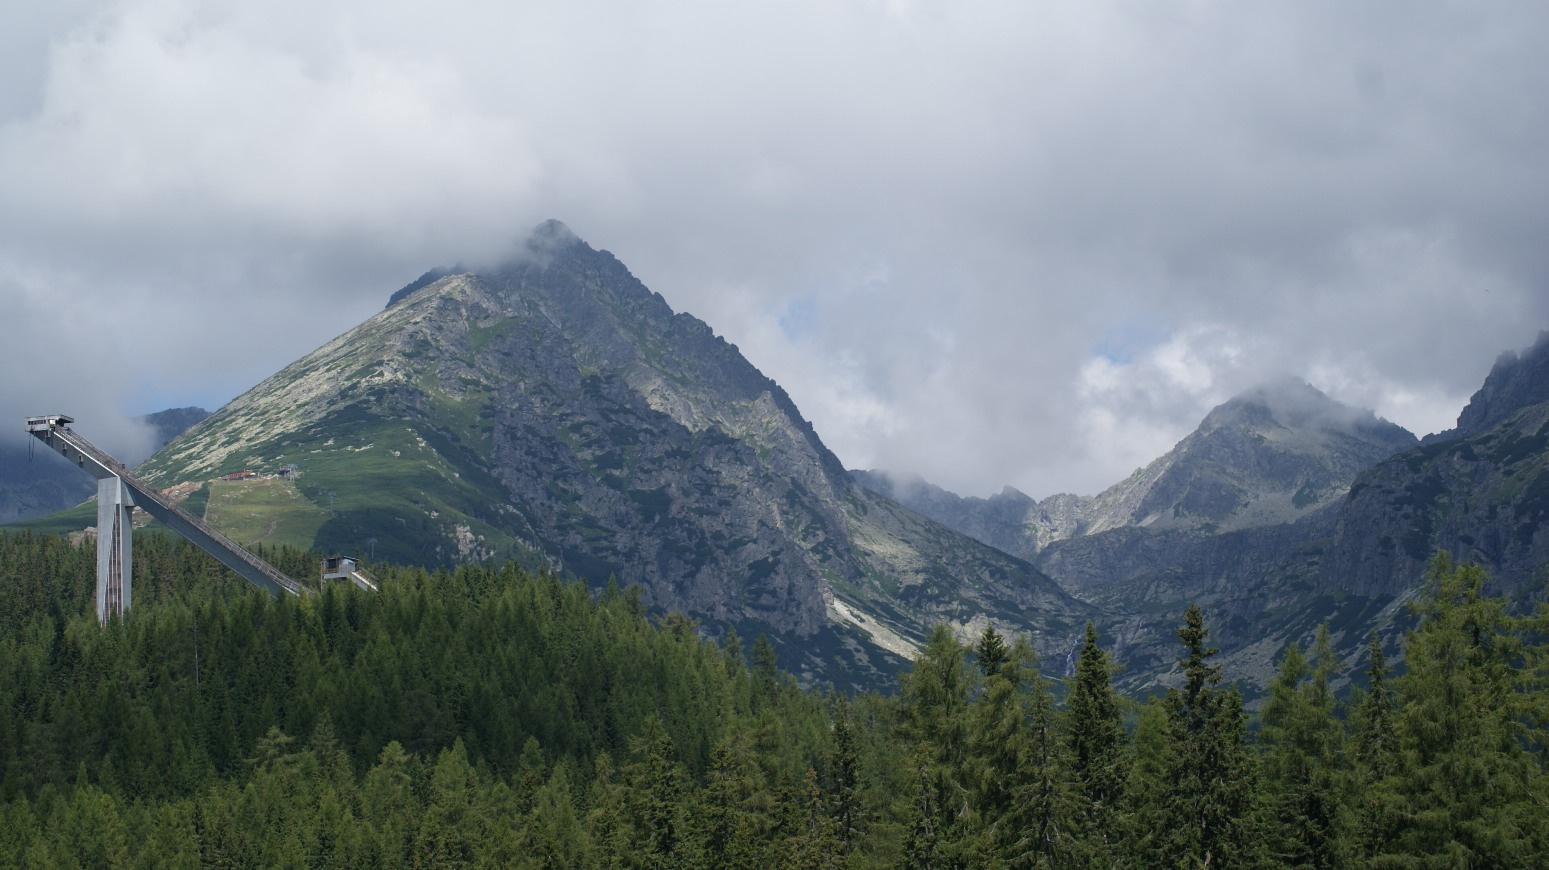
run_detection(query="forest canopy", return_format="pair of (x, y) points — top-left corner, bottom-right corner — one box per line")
(0, 532), (1545, 867)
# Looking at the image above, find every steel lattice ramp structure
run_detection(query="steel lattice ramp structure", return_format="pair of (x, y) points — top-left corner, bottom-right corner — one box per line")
(26, 415), (311, 624)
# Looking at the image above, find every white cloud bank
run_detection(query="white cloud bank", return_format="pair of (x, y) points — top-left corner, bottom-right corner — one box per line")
(2, 0), (1546, 495)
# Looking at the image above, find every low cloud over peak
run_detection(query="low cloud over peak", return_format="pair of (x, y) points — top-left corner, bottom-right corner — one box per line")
(2, 1), (1546, 499)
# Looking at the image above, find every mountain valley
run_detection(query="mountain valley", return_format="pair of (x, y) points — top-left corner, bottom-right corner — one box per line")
(861, 334), (1549, 693)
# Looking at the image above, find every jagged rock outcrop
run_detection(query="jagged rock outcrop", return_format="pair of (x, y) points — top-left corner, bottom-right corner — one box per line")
(858, 379), (1422, 694)
(1449, 330), (1549, 439)
(1094, 379), (1416, 534)
(1324, 334), (1549, 602)
(861, 343), (1549, 696)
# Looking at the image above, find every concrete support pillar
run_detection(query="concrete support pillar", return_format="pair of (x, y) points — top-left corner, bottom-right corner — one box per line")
(96, 476), (134, 626)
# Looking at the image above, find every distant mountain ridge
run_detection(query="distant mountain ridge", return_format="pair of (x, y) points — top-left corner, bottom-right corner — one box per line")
(859, 339), (1549, 696)
(858, 379), (1416, 561)
(17, 222), (1544, 698)
(0, 406), (208, 524)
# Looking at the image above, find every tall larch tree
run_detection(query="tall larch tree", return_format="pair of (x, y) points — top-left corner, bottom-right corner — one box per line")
(1365, 554), (1549, 867)
(1257, 626), (1353, 868)
(899, 624), (976, 864)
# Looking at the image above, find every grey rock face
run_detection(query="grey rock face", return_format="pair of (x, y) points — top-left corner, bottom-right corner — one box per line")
(143, 407), (211, 451)
(134, 222), (1087, 688)
(1325, 398), (1549, 601)
(1087, 379), (1415, 536)
(1433, 330), (1549, 440)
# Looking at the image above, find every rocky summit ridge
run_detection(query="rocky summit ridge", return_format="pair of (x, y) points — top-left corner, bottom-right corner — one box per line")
(858, 378), (1417, 563)
(136, 221), (1086, 688)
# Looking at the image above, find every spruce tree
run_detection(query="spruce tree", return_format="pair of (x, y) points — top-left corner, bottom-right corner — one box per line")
(1147, 603), (1256, 868)
(584, 752), (634, 869)
(521, 763), (589, 869)
(1124, 697), (1174, 862)
(1350, 629), (1398, 858)
(692, 734), (765, 870)
(1002, 640), (1075, 869)
(1064, 620), (1126, 863)
(965, 641), (1030, 837)
(1257, 627), (1352, 868)
(789, 767), (840, 869)
(904, 747), (943, 870)
(973, 625), (1009, 677)
(899, 624), (975, 862)
(1354, 630), (1396, 777)
(828, 699), (864, 858)
(624, 716), (691, 868)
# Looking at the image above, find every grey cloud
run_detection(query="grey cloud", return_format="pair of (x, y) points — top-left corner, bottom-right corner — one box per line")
(2, 0), (1546, 499)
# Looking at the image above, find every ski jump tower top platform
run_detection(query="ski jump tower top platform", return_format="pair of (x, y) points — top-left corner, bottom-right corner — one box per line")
(25, 414), (311, 624)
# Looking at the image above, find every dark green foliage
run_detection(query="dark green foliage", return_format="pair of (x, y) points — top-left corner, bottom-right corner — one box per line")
(5, 532), (1549, 867)
(987, 641), (1076, 867)
(1350, 629), (1398, 856)
(0, 530), (832, 867)
(898, 624), (974, 863)
(1257, 626), (1353, 867)
(971, 625), (1008, 677)
(1064, 620), (1126, 863)
(828, 698), (864, 858)
(1143, 603), (1258, 868)
(1361, 554), (1549, 866)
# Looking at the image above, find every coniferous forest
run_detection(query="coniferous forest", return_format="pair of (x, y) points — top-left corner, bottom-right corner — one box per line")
(1, 530), (1546, 867)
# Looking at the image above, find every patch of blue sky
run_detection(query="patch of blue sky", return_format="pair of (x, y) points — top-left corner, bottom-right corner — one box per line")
(779, 295), (820, 341)
(1092, 320), (1167, 366)
(123, 379), (219, 418)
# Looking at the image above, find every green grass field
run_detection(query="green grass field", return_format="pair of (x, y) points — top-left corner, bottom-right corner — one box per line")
(3, 501), (97, 536)
(203, 477), (329, 551)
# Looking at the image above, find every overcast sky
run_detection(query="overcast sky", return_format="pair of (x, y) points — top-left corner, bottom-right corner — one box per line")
(2, 0), (1547, 496)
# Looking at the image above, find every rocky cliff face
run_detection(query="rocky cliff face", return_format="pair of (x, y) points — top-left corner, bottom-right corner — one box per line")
(1323, 336), (1549, 603)
(137, 222), (1086, 687)
(860, 344), (1549, 697)
(1093, 379), (1417, 535)
(1450, 330), (1549, 439)
(849, 474), (1047, 560)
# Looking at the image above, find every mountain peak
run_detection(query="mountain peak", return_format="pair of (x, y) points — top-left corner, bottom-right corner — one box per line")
(135, 225), (1084, 687)
(1077, 378), (1416, 535)
(1204, 377), (1413, 445)
(527, 218), (579, 247)
(384, 221), (585, 309)
(1453, 330), (1549, 436)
